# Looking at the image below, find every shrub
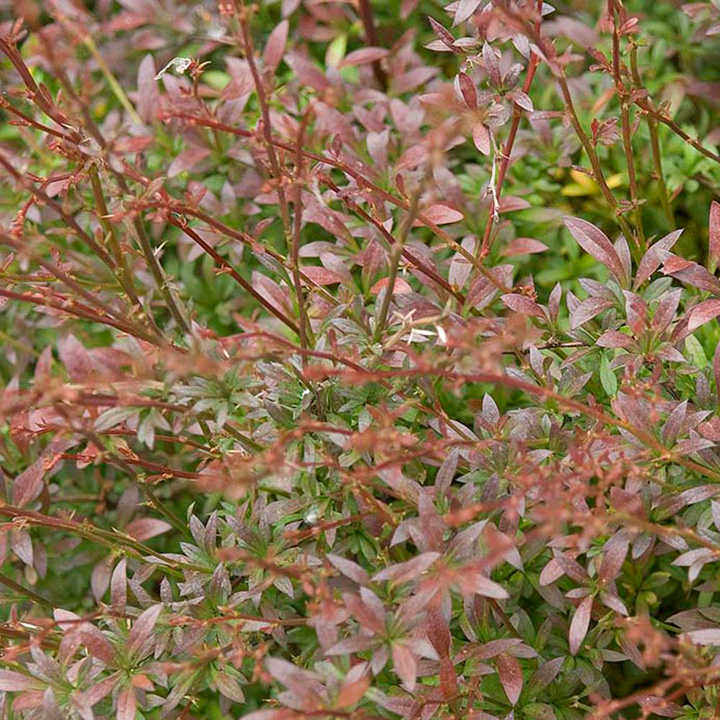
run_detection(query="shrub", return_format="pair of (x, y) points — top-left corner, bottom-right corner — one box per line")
(1, 0), (720, 718)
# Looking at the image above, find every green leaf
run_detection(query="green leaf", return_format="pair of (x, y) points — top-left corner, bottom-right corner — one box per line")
(599, 354), (617, 396)
(684, 334), (707, 368)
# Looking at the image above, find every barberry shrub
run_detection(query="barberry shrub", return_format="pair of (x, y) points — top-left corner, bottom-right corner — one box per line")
(1, 0), (720, 718)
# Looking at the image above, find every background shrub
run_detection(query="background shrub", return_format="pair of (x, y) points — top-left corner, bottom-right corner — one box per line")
(1, 1), (720, 718)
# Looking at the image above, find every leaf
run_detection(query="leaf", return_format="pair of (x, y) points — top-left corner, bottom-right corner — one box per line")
(327, 553), (370, 585)
(454, 0), (484, 25)
(633, 229), (683, 289)
(569, 297), (614, 329)
(335, 672), (370, 708)
(58, 334), (94, 381)
(116, 686), (136, 720)
(688, 299), (720, 331)
(596, 330), (633, 349)
(496, 652), (523, 706)
(339, 47), (389, 68)
(300, 266), (344, 285)
(472, 122), (491, 154)
(0, 670), (42, 691)
(501, 293), (546, 319)
(111, 558), (127, 614)
(124, 518), (172, 541)
(569, 595), (593, 655)
(687, 628), (720, 645)
(416, 204), (464, 226)
(391, 643), (417, 690)
(459, 572), (509, 599)
(564, 217), (628, 287)
(137, 54), (159, 123)
(502, 237), (548, 257)
(263, 20), (289, 71)
(709, 200), (720, 272)
(13, 437), (74, 507)
(127, 604), (162, 658)
(528, 656), (565, 691)
(456, 72), (477, 109)
(599, 354), (617, 396)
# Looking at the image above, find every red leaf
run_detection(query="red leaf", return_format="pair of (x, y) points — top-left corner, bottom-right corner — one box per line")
(13, 437), (74, 507)
(340, 47), (389, 68)
(127, 604), (162, 659)
(111, 558), (127, 614)
(136, 54), (158, 124)
(370, 277), (413, 295)
(569, 297), (613, 330)
(263, 20), (289, 71)
(501, 293), (546, 319)
(496, 652), (523, 706)
(336, 672), (370, 708)
(58, 334), (94, 381)
(569, 595), (593, 655)
(116, 687), (136, 720)
(688, 299), (720, 331)
(301, 266), (344, 285)
(709, 200), (720, 272)
(456, 72), (477, 109)
(454, 0), (484, 25)
(0, 670), (42, 691)
(124, 518), (172, 541)
(416, 204), (464, 226)
(502, 237), (548, 257)
(564, 216), (628, 287)
(391, 643), (417, 690)
(472, 122), (491, 155)
(633, 229), (682, 289)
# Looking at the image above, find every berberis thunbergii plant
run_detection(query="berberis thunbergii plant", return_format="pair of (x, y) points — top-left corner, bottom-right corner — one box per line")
(1, 0), (720, 718)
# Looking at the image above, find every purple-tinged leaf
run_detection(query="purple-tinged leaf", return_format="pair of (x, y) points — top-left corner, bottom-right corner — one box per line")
(392, 643), (418, 690)
(472, 122), (491, 154)
(340, 47), (389, 68)
(116, 687), (136, 720)
(634, 229), (683, 289)
(127, 604), (162, 658)
(502, 294), (546, 319)
(502, 237), (548, 257)
(0, 670), (42, 691)
(137, 54), (159, 124)
(496, 652), (523, 706)
(456, 72), (477, 109)
(564, 217), (628, 287)
(687, 628), (720, 645)
(623, 291), (649, 336)
(599, 532), (629, 582)
(124, 518), (172, 541)
(687, 299), (720, 331)
(416, 204), (464, 226)
(327, 554), (369, 585)
(263, 21), (289, 71)
(570, 298), (614, 330)
(652, 289), (682, 333)
(569, 595), (593, 655)
(709, 200), (720, 272)
(111, 559), (127, 614)
(454, 0), (484, 25)
(596, 330), (633, 348)
(528, 656), (564, 691)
